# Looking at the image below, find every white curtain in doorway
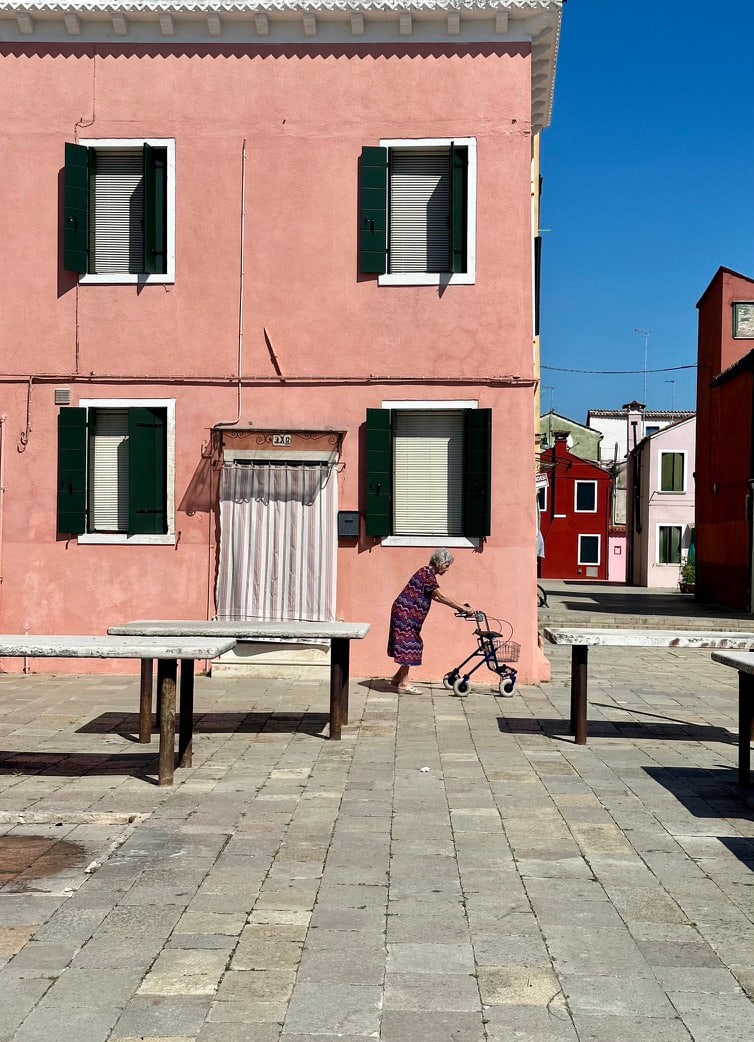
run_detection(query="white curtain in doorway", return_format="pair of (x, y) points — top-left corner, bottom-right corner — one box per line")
(216, 462), (337, 622)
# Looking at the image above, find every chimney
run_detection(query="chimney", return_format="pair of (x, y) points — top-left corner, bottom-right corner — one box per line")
(552, 430), (570, 460)
(622, 400), (645, 453)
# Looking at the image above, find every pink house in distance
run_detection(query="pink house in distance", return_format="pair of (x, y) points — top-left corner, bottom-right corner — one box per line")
(0, 1), (564, 683)
(626, 409), (696, 588)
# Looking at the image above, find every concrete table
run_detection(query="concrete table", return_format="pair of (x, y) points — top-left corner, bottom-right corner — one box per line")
(0, 635), (236, 785)
(543, 627), (754, 745)
(711, 650), (754, 786)
(108, 620), (371, 740)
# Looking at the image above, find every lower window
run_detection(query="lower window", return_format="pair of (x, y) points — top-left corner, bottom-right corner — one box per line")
(365, 405), (491, 540)
(578, 534), (601, 566)
(658, 525), (682, 564)
(57, 400), (174, 541)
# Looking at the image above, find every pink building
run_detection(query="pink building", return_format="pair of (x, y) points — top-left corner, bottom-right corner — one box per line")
(0, 1), (564, 683)
(626, 410), (696, 588)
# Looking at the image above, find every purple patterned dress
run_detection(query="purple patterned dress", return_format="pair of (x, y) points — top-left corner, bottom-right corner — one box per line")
(387, 566), (440, 666)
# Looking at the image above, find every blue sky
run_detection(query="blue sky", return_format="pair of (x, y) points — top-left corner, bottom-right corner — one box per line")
(539, 0), (754, 424)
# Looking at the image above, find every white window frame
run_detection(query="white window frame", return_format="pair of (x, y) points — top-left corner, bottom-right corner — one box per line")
(578, 533), (601, 566)
(659, 450), (687, 494)
(574, 480), (598, 513)
(378, 137), (477, 288)
(78, 138), (176, 286)
(77, 397), (176, 545)
(381, 399), (479, 548)
(657, 524), (683, 565)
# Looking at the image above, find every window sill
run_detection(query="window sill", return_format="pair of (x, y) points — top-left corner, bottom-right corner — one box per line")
(79, 273), (175, 286)
(378, 272), (475, 287)
(77, 533), (176, 546)
(381, 536), (480, 549)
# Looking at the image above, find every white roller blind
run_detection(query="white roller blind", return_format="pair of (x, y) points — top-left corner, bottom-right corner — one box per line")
(89, 409), (129, 532)
(89, 150), (144, 274)
(393, 410), (463, 536)
(389, 149), (450, 273)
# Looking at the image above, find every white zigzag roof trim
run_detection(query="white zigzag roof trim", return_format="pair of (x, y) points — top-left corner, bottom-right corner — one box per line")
(0, 1), (563, 15)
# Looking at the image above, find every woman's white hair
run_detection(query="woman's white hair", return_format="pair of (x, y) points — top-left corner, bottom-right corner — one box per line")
(429, 548), (454, 569)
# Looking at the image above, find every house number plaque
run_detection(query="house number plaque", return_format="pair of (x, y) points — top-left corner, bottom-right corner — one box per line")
(272, 434), (292, 446)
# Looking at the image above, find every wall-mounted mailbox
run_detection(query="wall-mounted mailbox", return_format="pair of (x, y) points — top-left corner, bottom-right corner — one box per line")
(338, 511), (360, 538)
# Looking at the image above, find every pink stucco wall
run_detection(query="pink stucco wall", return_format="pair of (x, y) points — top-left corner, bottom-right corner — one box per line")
(1, 42), (548, 682)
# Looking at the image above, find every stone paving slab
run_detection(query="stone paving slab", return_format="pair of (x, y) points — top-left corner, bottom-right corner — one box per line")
(1, 645), (754, 1039)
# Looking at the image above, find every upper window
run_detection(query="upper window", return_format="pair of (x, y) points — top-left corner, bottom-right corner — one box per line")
(574, 481), (597, 513)
(537, 485), (547, 512)
(659, 451), (685, 493)
(359, 138), (477, 286)
(733, 302), (754, 338)
(57, 399), (175, 544)
(63, 139), (175, 284)
(365, 403), (490, 544)
(644, 425), (660, 437)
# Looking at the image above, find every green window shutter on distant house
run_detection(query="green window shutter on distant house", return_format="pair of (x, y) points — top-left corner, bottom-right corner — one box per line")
(57, 408), (88, 535)
(63, 143), (91, 273)
(359, 147), (388, 274)
(128, 407), (167, 535)
(365, 408), (393, 536)
(143, 143), (167, 275)
(462, 409), (492, 537)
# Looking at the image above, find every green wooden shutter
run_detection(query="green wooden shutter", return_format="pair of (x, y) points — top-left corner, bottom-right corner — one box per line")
(128, 407), (167, 534)
(450, 144), (468, 273)
(57, 408), (87, 535)
(463, 408), (492, 537)
(143, 144), (167, 275)
(365, 408), (392, 536)
(359, 147), (388, 274)
(63, 143), (90, 273)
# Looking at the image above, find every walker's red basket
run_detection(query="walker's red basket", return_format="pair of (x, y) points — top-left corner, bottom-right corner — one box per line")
(493, 639), (521, 662)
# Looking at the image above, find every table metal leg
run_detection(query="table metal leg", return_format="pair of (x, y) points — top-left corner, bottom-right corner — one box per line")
(139, 659), (154, 743)
(178, 659), (194, 769)
(329, 639), (349, 741)
(570, 646), (589, 746)
(157, 658), (177, 786)
(739, 671), (754, 787)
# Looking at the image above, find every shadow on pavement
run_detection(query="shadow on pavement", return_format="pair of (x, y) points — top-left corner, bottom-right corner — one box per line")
(78, 711), (330, 738)
(498, 717), (736, 744)
(643, 765), (754, 818)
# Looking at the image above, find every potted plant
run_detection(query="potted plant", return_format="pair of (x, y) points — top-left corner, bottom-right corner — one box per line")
(679, 560), (695, 594)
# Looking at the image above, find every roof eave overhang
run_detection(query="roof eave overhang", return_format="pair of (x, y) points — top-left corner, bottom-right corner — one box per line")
(0, 0), (564, 132)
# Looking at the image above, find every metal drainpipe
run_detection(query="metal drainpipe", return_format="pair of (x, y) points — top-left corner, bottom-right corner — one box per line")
(216, 138), (247, 429)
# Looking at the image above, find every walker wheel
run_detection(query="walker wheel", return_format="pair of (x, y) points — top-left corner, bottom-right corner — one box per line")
(443, 671), (459, 691)
(499, 676), (516, 697)
(453, 677), (470, 697)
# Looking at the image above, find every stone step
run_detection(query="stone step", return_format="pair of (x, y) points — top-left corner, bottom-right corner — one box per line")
(538, 610), (754, 632)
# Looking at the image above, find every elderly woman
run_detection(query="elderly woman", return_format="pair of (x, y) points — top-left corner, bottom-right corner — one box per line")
(388, 549), (473, 693)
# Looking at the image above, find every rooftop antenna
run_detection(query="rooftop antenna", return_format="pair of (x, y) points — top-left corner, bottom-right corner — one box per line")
(542, 385), (555, 413)
(634, 328), (651, 404)
(665, 378), (676, 411)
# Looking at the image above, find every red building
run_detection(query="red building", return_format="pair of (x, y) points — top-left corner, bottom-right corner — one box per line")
(695, 267), (754, 611)
(539, 433), (612, 581)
